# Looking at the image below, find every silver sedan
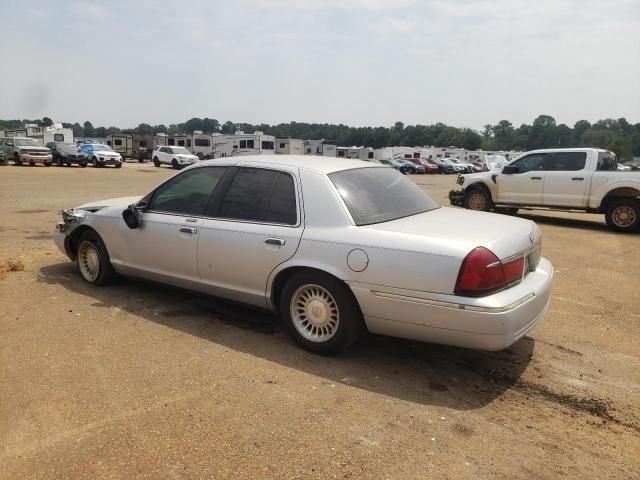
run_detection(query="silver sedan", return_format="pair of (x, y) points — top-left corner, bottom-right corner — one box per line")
(54, 156), (553, 354)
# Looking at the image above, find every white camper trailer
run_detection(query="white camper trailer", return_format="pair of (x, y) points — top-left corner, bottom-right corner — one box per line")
(186, 131), (214, 159)
(224, 131), (276, 156)
(276, 138), (305, 155)
(337, 146), (364, 159)
(107, 134), (133, 159)
(1, 123), (73, 144)
(304, 139), (337, 157)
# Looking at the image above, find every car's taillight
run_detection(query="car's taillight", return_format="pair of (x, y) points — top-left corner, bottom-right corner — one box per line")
(455, 247), (524, 297)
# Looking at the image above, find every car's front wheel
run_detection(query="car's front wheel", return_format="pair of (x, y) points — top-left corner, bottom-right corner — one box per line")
(605, 198), (640, 232)
(14, 153), (22, 166)
(172, 158), (180, 169)
(281, 271), (363, 355)
(153, 156), (160, 167)
(464, 187), (492, 212)
(76, 230), (118, 285)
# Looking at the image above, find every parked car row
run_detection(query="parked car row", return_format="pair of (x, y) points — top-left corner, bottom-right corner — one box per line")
(0, 139), (123, 168)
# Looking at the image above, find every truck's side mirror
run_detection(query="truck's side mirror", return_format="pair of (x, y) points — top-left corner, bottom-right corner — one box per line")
(502, 165), (519, 174)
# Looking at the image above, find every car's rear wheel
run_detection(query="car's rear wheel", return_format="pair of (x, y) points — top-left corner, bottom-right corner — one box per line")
(80, 162), (87, 168)
(76, 231), (118, 285)
(57, 156), (64, 167)
(605, 198), (640, 232)
(281, 271), (363, 355)
(153, 157), (160, 167)
(464, 187), (492, 211)
(14, 153), (22, 166)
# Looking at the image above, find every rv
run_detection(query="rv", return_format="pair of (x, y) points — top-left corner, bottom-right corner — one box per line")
(303, 139), (337, 157)
(223, 131), (276, 156)
(107, 134), (133, 160)
(186, 131), (214, 159)
(0, 123), (73, 144)
(276, 138), (305, 155)
(337, 146), (364, 159)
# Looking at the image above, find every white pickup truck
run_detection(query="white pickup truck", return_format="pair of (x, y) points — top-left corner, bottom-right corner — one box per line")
(449, 148), (640, 232)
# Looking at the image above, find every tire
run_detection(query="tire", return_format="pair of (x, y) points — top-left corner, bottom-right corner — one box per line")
(44, 162), (52, 167)
(92, 157), (99, 168)
(75, 230), (118, 285)
(57, 156), (64, 167)
(14, 153), (22, 166)
(464, 187), (492, 212)
(280, 271), (363, 355)
(172, 158), (179, 170)
(604, 198), (640, 232)
(80, 162), (87, 168)
(153, 157), (160, 167)
(115, 163), (122, 169)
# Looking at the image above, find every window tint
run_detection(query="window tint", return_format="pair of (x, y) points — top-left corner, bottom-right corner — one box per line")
(330, 167), (439, 225)
(261, 140), (274, 150)
(168, 138), (175, 146)
(279, 143), (285, 149)
(597, 152), (618, 171)
(195, 138), (210, 147)
(548, 152), (586, 171)
(247, 139), (255, 149)
(239, 140), (247, 149)
(54, 134), (64, 142)
(150, 167), (226, 215)
(218, 168), (297, 225)
(510, 154), (546, 173)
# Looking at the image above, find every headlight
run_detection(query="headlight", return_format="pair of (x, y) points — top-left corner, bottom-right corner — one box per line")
(60, 208), (87, 224)
(457, 175), (465, 185)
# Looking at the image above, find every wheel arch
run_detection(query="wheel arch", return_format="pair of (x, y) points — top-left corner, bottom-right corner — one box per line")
(600, 186), (640, 209)
(66, 225), (101, 260)
(268, 264), (361, 315)
(465, 181), (495, 201)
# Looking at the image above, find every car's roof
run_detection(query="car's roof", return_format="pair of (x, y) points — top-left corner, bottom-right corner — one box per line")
(196, 155), (379, 174)
(527, 147), (609, 153)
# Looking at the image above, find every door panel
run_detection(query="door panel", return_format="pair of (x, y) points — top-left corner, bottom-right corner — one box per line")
(542, 152), (589, 207)
(496, 153), (547, 204)
(197, 220), (302, 306)
(119, 213), (202, 289)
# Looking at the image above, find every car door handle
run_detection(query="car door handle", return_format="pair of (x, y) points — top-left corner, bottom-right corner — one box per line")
(571, 177), (584, 181)
(530, 176), (542, 180)
(179, 227), (197, 234)
(264, 238), (285, 246)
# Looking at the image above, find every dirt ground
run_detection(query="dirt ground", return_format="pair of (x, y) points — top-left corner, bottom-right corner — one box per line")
(1, 162), (639, 479)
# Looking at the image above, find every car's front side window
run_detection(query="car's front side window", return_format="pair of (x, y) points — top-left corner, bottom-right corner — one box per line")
(510, 154), (546, 173)
(149, 167), (227, 216)
(216, 168), (297, 225)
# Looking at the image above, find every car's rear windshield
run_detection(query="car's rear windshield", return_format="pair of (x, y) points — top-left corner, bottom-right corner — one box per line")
(329, 167), (439, 225)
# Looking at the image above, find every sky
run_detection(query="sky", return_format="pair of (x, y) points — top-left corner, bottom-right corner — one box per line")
(0, 0), (638, 130)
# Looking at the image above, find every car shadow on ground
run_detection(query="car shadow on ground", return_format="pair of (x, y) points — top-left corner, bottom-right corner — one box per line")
(516, 212), (610, 232)
(39, 262), (535, 410)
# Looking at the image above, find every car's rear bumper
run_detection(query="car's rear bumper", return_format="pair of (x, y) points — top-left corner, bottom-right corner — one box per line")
(449, 189), (465, 207)
(349, 257), (553, 351)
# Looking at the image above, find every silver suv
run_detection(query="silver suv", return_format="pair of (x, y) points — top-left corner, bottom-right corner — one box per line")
(0, 137), (53, 166)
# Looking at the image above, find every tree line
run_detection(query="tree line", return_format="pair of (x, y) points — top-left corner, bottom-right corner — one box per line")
(1, 115), (638, 160)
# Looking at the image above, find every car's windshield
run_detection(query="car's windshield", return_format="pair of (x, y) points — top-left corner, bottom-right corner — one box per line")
(90, 144), (113, 151)
(330, 167), (439, 225)
(171, 147), (190, 155)
(15, 139), (40, 146)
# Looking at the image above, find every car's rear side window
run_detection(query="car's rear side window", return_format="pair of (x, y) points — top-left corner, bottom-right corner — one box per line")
(597, 152), (618, 171)
(149, 167), (226, 216)
(547, 152), (587, 171)
(217, 168), (297, 225)
(330, 167), (439, 225)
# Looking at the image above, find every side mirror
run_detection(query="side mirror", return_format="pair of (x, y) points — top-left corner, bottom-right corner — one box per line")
(122, 204), (143, 229)
(502, 165), (519, 174)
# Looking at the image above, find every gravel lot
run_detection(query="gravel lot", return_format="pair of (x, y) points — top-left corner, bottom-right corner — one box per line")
(1, 162), (639, 479)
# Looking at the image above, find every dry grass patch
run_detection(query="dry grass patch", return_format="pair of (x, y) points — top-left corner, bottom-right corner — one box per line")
(0, 258), (25, 279)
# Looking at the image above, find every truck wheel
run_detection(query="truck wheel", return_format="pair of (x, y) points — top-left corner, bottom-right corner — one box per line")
(57, 156), (64, 167)
(605, 198), (639, 232)
(76, 230), (118, 285)
(14, 153), (22, 166)
(153, 157), (160, 167)
(280, 271), (363, 355)
(464, 187), (492, 212)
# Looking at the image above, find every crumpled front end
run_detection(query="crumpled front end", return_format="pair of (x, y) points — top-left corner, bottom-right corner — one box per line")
(54, 208), (91, 259)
